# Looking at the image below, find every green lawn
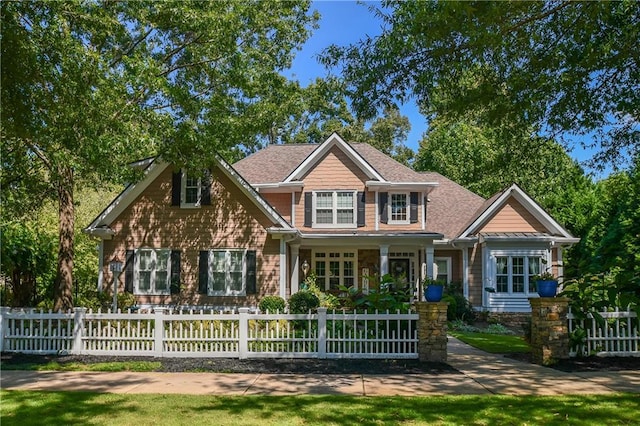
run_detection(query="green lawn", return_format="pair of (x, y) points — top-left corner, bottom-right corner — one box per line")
(1, 391), (638, 425)
(449, 331), (531, 353)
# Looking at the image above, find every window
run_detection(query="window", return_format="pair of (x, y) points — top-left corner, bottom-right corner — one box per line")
(181, 171), (202, 207)
(434, 257), (451, 283)
(313, 191), (357, 227)
(389, 193), (409, 224)
(494, 255), (541, 294)
(134, 249), (171, 295)
(314, 251), (357, 291)
(208, 249), (247, 296)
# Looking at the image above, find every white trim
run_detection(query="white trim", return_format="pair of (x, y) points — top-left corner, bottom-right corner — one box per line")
(134, 248), (172, 296)
(253, 181), (304, 193)
(388, 192), (410, 225)
(97, 241), (104, 292)
(434, 257), (452, 283)
(280, 239), (287, 299)
(374, 191), (379, 231)
(312, 249), (358, 291)
(311, 190), (358, 229)
(283, 133), (385, 183)
(207, 249), (247, 297)
(462, 247), (469, 299)
(180, 170), (202, 208)
(291, 192), (296, 227)
(421, 191), (426, 231)
(458, 184), (577, 240)
(365, 181), (439, 191)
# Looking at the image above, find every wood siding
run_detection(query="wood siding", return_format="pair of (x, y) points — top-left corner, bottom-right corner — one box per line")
(479, 197), (547, 233)
(261, 193), (291, 223)
(103, 165), (281, 306)
(467, 245), (483, 306)
(434, 249), (462, 283)
(294, 145), (425, 231)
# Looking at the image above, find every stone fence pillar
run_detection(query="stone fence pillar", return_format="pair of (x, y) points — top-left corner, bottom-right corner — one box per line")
(416, 301), (449, 362)
(529, 297), (570, 365)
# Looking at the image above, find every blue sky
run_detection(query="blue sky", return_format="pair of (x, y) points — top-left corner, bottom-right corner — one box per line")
(287, 1), (427, 152)
(287, 1), (613, 178)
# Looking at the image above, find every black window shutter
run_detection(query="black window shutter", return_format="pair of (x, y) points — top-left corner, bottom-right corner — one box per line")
(170, 250), (181, 294)
(410, 192), (419, 223)
(246, 250), (257, 295)
(304, 192), (312, 227)
(124, 250), (134, 293)
(171, 171), (181, 206)
(201, 169), (212, 206)
(379, 192), (388, 224)
(357, 191), (366, 227)
(198, 251), (209, 295)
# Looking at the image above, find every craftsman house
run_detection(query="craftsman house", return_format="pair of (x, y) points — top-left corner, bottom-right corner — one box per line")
(86, 133), (579, 313)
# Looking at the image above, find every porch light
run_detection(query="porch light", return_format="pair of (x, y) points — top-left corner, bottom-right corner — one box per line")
(301, 260), (310, 278)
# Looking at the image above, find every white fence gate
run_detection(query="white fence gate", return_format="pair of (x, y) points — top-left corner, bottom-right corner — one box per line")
(567, 307), (639, 357)
(0, 307), (419, 359)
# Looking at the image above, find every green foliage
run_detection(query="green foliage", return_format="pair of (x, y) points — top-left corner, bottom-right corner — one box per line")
(338, 274), (411, 312)
(258, 295), (286, 313)
(288, 290), (320, 314)
(443, 281), (476, 323)
(301, 273), (341, 309)
(324, 1), (639, 167)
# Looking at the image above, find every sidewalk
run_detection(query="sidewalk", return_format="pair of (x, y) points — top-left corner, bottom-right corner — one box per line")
(2, 338), (638, 396)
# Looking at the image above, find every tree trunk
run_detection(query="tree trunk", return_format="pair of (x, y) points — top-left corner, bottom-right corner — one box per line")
(53, 166), (74, 311)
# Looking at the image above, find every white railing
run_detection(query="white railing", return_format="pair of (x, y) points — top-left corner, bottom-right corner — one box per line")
(567, 307), (639, 357)
(0, 307), (418, 359)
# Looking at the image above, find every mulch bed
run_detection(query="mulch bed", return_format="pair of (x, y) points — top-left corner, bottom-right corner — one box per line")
(3, 352), (638, 374)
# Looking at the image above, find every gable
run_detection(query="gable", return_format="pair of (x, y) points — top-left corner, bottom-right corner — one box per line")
(86, 156), (292, 236)
(301, 145), (369, 188)
(478, 197), (547, 234)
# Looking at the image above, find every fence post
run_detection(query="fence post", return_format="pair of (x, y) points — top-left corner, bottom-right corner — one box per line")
(416, 301), (449, 362)
(238, 308), (249, 359)
(528, 297), (570, 365)
(317, 307), (327, 359)
(154, 307), (167, 357)
(72, 308), (87, 355)
(0, 307), (10, 353)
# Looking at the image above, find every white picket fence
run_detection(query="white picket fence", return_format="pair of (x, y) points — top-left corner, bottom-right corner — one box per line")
(0, 307), (419, 359)
(567, 307), (640, 357)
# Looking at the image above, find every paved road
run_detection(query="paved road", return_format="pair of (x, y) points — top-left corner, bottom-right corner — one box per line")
(2, 338), (638, 395)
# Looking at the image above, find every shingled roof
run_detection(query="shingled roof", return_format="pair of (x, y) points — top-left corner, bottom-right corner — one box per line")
(232, 141), (486, 239)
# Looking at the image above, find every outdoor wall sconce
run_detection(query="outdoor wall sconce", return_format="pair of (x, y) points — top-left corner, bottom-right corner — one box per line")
(301, 260), (310, 278)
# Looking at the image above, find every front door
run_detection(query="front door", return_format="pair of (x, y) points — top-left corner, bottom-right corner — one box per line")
(389, 258), (410, 287)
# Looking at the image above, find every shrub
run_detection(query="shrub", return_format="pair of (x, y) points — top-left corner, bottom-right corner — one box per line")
(444, 281), (477, 322)
(288, 290), (320, 314)
(259, 295), (286, 313)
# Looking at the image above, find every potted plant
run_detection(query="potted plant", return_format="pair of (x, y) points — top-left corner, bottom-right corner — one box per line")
(534, 271), (558, 297)
(424, 278), (445, 302)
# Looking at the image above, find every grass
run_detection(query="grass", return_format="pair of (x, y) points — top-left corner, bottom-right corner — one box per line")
(0, 360), (161, 372)
(1, 391), (638, 425)
(449, 330), (531, 353)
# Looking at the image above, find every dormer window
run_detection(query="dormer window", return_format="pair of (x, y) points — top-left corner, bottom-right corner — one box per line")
(389, 193), (409, 224)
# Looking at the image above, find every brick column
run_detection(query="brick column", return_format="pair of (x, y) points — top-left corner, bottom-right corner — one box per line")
(416, 301), (449, 362)
(529, 297), (570, 365)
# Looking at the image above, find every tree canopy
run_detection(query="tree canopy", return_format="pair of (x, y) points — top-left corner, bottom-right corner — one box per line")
(1, 1), (318, 310)
(323, 1), (640, 169)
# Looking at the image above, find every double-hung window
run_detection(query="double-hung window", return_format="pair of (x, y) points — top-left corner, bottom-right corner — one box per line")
(134, 248), (171, 295)
(181, 171), (202, 207)
(389, 193), (409, 224)
(314, 251), (357, 291)
(208, 249), (247, 296)
(434, 257), (452, 283)
(495, 255), (541, 294)
(313, 191), (357, 228)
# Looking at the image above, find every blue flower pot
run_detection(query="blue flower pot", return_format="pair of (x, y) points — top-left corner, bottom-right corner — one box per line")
(537, 280), (558, 298)
(424, 285), (444, 302)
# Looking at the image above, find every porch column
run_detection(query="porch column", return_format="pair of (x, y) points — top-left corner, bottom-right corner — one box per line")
(290, 243), (300, 295)
(461, 246), (469, 299)
(379, 245), (389, 276)
(425, 246), (434, 279)
(279, 239), (287, 299)
(97, 240), (104, 292)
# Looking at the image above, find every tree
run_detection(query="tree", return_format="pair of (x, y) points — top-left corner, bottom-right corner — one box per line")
(1, 1), (318, 310)
(323, 1), (640, 169)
